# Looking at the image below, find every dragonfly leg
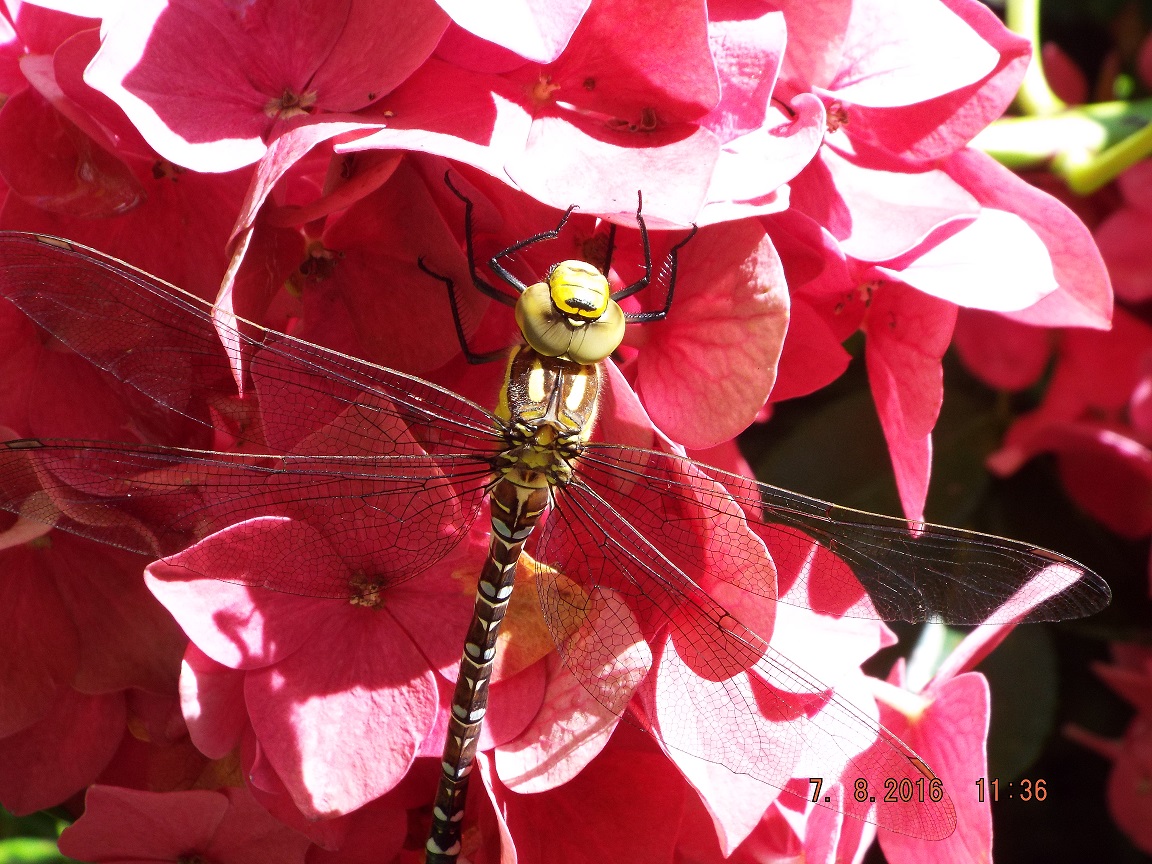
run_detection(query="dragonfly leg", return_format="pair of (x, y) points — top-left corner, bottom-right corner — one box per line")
(599, 221), (618, 279)
(608, 191), (651, 302)
(442, 171), (519, 307)
(417, 257), (509, 365)
(488, 205), (579, 294)
(620, 222), (698, 324)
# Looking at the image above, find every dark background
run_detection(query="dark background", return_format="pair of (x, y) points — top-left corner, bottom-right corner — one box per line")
(741, 337), (1152, 862)
(747, 1), (1152, 855)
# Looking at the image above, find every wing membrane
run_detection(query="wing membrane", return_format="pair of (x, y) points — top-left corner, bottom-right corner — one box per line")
(0, 232), (506, 596)
(534, 480), (957, 839)
(581, 444), (1110, 625)
(0, 438), (490, 597)
(0, 233), (498, 456)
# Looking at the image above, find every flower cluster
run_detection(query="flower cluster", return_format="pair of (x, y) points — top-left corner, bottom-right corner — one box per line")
(0, 1), (1113, 863)
(957, 26), (1152, 857)
(1064, 643), (1152, 856)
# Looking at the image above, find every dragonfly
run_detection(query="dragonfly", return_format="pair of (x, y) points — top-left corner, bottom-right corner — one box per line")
(0, 198), (1109, 863)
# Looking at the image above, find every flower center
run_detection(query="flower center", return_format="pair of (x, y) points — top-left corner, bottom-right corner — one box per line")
(530, 74), (561, 106)
(265, 88), (317, 119)
(826, 100), (850, 132)
(349, 572), (386, 608)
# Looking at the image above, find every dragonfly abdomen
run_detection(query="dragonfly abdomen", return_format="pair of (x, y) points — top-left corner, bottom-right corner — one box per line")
(426, 477), (550, 862)
(428, 348), (604, 862)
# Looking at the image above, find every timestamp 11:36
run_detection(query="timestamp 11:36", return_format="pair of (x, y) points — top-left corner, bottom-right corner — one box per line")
(976, 778), (1048, 802)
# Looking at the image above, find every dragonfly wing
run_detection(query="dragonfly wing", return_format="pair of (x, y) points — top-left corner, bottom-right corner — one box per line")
(0, 232), (498, 456)
(580, 444), (1110, 625)
(532, 481), (957, 840)
(0, 439), (489, 598)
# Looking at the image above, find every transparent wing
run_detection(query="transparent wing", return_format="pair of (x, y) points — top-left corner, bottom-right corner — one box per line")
(0, 231), (506, 596)
(530, 444), (1108, 836)
(534, 480), (957, 840)
(0, 232), (499, 457)
(0, 439), (491, 598)
(580, 444), (1110, 625)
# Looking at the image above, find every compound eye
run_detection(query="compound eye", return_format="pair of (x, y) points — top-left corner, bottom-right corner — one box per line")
(564, 301), (625, 364)
(516, 282), (569, 357)
(548, 260), (611, 321)
(515, 283), (625, 363)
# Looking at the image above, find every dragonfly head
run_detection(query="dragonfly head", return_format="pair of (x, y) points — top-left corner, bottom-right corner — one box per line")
(546, 260), (611, 320)
(515, 260), (625, 365)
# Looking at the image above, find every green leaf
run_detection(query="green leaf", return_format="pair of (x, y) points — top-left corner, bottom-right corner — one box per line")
(980, 626), (1059, 779)
(0, 837), (75, 864)
(748, 384), (902, 516)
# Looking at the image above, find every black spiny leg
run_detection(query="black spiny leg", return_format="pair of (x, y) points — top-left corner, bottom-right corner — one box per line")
(606, 190), (698, 324)
(417, 257), (509, 365)
(622, 222), (698, 325)
(488, 205), (578, 293)
(601, 222), (618, 278)
(610, 191), (652, 303)
(442, 171), (518, 308)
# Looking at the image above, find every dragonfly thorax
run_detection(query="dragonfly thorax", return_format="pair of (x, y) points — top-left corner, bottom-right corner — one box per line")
(514, 260), (625, 365)
(494, 345), (601, 489)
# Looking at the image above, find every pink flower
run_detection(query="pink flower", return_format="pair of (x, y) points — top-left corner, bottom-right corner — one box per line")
(436, 1), (590, 64)
(776, 0), (1112, 520)
(147, 517), (446, 818)
(85, 0), (449, 173)
(477, 727), (690, 864)
(0, 473), (183, 813)
(58, 785), (313, 863)
(344, 0), (822, 225)
(1067, 645), (1152, 855)
(1095, 161), (1152, 304)
(988, 308), (1152, 538)
(953, 309), (1054, 392)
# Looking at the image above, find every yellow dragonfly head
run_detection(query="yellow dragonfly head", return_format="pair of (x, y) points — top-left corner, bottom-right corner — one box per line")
(514, 259), (625, 365)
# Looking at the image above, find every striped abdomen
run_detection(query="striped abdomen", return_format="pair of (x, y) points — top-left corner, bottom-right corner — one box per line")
(426, 346), (602, 863)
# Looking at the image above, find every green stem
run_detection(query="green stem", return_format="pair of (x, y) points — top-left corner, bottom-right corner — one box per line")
(1055, 114), (1152, 193)
(973, 99), (1152, 191)
(1005, 0), (1065, 115)
(0, 838), (73, 864)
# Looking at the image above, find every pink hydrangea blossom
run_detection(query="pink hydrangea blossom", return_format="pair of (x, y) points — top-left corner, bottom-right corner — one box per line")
(1066, 645), (1152, 856)
(58, 785), (313, 863)
(0, 0), (1118, 861)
